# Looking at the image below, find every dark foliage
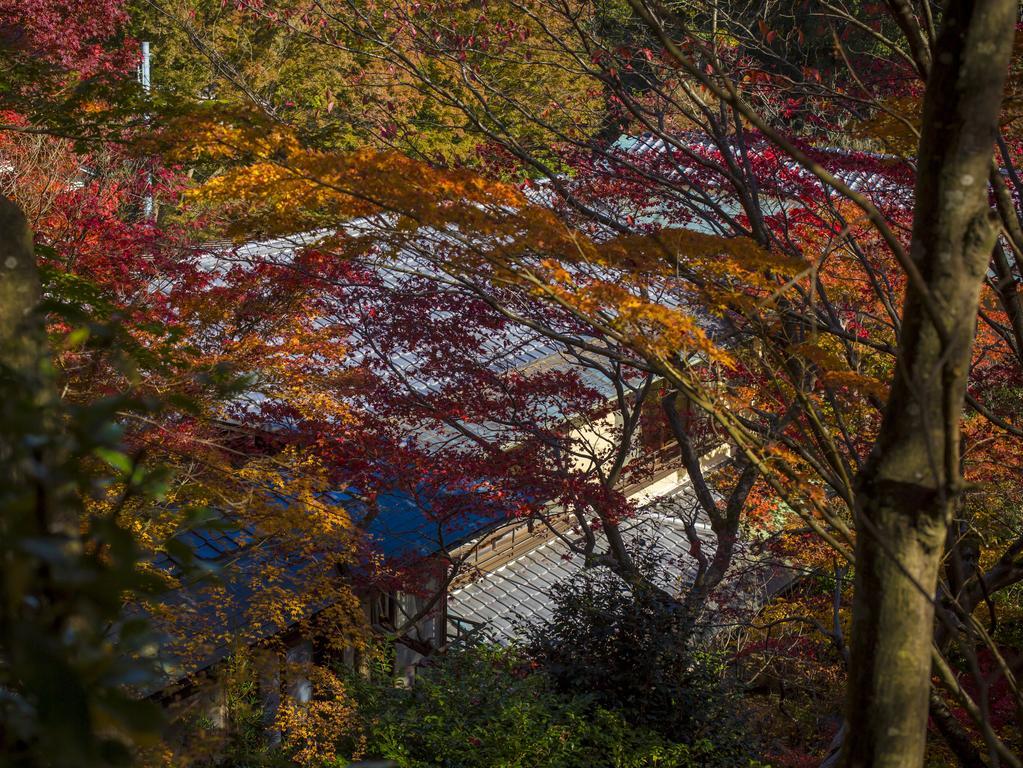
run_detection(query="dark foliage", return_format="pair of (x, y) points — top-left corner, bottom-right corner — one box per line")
(521, 546), (752, 758)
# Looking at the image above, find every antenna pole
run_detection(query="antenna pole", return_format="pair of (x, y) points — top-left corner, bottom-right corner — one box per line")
(140, 41), (153, 219)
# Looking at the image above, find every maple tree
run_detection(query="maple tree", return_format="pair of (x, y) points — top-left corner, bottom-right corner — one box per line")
(135, 0), (603, 167)
(0, 4), (376, 764)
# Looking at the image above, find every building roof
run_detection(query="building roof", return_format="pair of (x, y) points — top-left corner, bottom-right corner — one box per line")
(447, 480), (717, 643)
(612, 132), (914, 208)
(324, 486), (508, 560)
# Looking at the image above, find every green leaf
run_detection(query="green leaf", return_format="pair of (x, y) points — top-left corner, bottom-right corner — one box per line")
(94, 447), (134, 475)
(62, 327), (91, 349)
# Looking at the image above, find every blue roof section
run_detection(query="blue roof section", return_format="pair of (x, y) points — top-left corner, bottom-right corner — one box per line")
(138, 481), (506, 688)
(155, 481), (505, 575)
(155, 518), (259, 575)
(139, 532), (326, 691)
(323, 485), (506, 559)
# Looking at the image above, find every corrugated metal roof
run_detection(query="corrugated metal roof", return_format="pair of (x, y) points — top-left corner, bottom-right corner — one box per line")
(612, 132), (913, 207)
(448, 482), (717, 643)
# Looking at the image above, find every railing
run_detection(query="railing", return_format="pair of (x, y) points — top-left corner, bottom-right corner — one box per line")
(450, 513), (576, 587)
(445, 612), (486, 646)
(447, 422), (730, 587)
(619, 424), (728, 496)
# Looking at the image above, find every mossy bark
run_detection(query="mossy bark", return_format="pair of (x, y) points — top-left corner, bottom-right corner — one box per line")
(0, 195), (73, 537)
(0, 196), (44, 376)
(840, 1), (1017, 765)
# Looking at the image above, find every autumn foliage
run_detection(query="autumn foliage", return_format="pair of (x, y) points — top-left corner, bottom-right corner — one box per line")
(4, 0), (1023, 766)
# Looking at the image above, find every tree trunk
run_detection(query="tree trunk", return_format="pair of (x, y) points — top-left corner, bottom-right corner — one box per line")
(840, 1), (1017, 766)
(0, 195), (45, 376)
(0, 195), (72, 537)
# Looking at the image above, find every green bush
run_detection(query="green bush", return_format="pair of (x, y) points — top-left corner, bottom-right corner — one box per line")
(519, 548), (758, 765)
(340, 645), (759, 768)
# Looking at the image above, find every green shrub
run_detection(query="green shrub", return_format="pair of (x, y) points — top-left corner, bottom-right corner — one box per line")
(340, 645), (761, 768)
(519, 548), (758, 765)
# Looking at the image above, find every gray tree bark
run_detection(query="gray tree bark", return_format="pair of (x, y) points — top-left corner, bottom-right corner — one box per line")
(840, 1), (1018, 765)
